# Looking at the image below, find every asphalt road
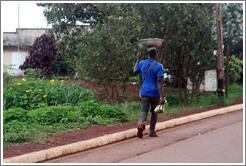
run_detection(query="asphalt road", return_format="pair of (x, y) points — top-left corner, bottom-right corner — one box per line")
(43, 109), (244, 164)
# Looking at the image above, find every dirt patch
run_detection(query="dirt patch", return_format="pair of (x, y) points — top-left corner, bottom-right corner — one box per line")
(3, 99), (243, 159)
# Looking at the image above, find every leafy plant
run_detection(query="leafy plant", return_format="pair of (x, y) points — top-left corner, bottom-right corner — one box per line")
(3, 78), (97, 110)
(224, 55), (243, 84)
(3, 101), (128, 144)
(3, 64), (16, 85)
(28, 105), (81, 125)
(19, 34), (66, 76)
(79, 100), (128, 122)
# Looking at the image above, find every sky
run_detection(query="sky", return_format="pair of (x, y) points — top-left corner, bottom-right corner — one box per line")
(1, 1), (51, 32)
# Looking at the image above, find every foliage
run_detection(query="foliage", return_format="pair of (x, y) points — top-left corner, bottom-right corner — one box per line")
(37, 3), (103, 73)
(3, 81), (242, 145)
(224, 55), (243, 84)
(3, 102), (128, 144)
(23, 68), (43, 80)
(3, 78), (97, 110)
(75, 4), (142, 104)
(19, 34), (70, 76)
(152, 3), (215, 107)
(3, 64), (17, 85)
(78, 99), (128, 121)
(222, 3), (243, 58)
(165, 95), (180, 106)
(39, 3), (243, 106)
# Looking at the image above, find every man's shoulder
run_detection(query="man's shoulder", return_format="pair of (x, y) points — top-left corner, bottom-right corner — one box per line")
(155, 61), (163, 68)
(141, 60), (162, 68)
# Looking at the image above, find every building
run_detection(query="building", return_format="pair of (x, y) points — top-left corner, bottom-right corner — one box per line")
(3, 28), (49, 76)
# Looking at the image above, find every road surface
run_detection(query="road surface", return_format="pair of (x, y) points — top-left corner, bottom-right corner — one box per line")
(43, 109), (244, 164)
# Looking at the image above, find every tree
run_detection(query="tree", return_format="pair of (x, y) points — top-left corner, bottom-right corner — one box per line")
(224, 55), (243, 84)
(75, 4), (142, 104)
(39, 3), (224, 106)
(222, 3), (243, 58)
(37, 3), (103, 75)
(133, 3), (215, 107)
(19, 34), (67, 76)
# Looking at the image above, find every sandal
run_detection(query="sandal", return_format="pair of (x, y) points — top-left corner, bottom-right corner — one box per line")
(137, 124), (145, 138)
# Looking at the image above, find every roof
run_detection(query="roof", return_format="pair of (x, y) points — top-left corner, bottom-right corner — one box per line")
(3, 28), (49, 47)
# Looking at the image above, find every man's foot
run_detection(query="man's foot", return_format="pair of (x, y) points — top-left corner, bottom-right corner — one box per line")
(149, 132), (158, 137)
(137, 124), (145, 138)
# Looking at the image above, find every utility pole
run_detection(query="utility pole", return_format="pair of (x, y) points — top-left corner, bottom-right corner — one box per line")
(225, 45), (230, 98)
(17, 3), (20, 52)
(216, 3), (224, 98)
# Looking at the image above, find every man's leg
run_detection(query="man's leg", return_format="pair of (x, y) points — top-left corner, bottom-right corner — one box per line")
(137, 96), (150, 138)
(149, 97), (159, 136)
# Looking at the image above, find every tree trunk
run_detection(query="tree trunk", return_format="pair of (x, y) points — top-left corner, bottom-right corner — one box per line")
(190, 81), (195, 107)
(184, 56), (191, 107)
(216, 3), (224, 98)
(102, 79), (113, 104)
(184, 79), (188, 107)
(178, 72), (183, 107)
(176, 48), (183, 107)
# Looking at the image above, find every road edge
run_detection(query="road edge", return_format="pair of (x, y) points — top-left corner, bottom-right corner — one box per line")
(3, 104), (243, 163)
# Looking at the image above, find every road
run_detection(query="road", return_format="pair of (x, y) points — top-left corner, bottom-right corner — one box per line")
(43, 109), (244, 164)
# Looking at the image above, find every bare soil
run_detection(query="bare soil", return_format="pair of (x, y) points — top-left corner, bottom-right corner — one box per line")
(2, 80), (243, 159)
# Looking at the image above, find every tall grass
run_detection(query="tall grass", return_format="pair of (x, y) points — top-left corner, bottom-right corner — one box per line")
(3, 78), (243, 146)
(123, 84), (243, 120)
(3, 78), (128, 146)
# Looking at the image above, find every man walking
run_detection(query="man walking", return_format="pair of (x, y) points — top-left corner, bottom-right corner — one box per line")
(133, 47), (164, 138)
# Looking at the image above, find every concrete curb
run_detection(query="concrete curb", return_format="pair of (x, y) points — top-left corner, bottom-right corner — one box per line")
(3, 104), (243, 163)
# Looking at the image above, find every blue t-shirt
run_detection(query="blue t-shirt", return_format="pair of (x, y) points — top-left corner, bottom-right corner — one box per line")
(134, 59), (164, 97)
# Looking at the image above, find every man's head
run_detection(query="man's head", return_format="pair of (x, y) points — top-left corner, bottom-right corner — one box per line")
(147, 47), (157, 58)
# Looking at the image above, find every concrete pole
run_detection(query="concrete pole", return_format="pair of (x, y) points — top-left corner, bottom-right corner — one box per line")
(225, 45), (230, 98)
(17, 3), (20, 52)
(216, 3), (224, 98)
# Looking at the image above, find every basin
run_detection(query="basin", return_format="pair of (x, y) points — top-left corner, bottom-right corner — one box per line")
(140, 38), (164, 48)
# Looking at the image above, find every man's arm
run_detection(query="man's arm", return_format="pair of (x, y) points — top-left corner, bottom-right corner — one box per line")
(157, 76), (164, 105)
(133, 51), (142, 75)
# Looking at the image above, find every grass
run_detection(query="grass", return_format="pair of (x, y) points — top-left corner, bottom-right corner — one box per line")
(3, 78), (243, 147)
(122, 84), (243, 121)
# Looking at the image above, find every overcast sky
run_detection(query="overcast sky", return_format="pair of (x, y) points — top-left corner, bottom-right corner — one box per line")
(1, 1), (51, 32)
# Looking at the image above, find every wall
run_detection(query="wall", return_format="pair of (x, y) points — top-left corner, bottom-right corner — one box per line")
(3, 28), (48, 47)
(3, 28), (48, 76)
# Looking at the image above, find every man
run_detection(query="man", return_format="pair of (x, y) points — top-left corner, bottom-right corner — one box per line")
(133, 47), (164, 138)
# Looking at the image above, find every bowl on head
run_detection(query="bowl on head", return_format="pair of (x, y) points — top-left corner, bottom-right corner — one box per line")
(140, 38), (164, 48)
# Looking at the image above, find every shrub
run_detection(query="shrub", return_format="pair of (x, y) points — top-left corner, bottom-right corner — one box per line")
(224, 55), (243, 84)
(3, 120), (35, 143)
(3, 101), (128, 144)
(19, 34), (68, 76)
(79, 100), (128, 122)
(3, 64), (17, 86)
(165, 95), (179, 106)
(3, 108), (30, 123)
(29, 105), (81, 125)
(3, 78), (97, 110)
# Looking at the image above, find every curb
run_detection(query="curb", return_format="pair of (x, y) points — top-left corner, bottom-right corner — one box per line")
(3, 104), (243, 163)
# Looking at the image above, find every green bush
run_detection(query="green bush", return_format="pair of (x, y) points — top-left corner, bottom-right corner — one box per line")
(3, 108), (30, 123)
(224, 55), (243, 84)
(3, 64), (16, 85)
(79, 100), (128, 122)
(3, 120), (36, 143)
(165, 95), (179, 106)
(29, 105), (81, 125)
(3, 78), (97, 110)
(3, 101), (128, 144)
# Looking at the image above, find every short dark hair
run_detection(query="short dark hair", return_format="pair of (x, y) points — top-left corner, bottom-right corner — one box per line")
(148, 49), (157, 56)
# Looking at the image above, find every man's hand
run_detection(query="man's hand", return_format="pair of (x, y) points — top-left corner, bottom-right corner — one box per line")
(136, 51), (142, 60)
(157, 77), (164, 105)
(159, 96), (164, 105)
(133, 51), (142, 75)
